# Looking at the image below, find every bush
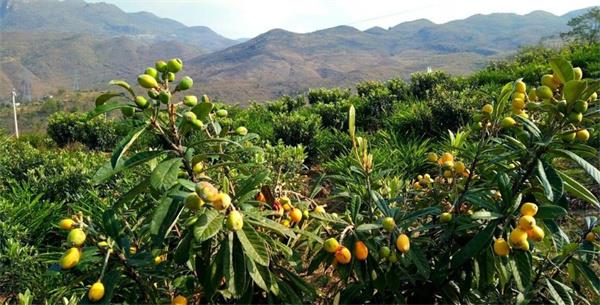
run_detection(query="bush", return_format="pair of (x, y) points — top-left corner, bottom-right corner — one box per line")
(273, 111), (321, 153)
(232, 104), (275, 142)
(47, 111), (123, 151)
(265, 95), (306, 113)
(313, 128), (352, 163)
(307, 87), (351, 104)
(409, 70), (459, 100)
(310, 101), (350, 129)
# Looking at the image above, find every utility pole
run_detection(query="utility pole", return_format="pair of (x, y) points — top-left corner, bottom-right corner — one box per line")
(12, 88), (19, 138)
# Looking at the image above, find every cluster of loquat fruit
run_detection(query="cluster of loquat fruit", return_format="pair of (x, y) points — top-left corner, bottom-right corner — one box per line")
(494, 202), (544, 256)
(320, 216), (411, 267)
(58, 213), (105, 302)
(129, 58), (247, 136)
(476, 66), (598, 142)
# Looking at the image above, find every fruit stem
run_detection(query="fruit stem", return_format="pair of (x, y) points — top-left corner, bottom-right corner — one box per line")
(98, 248), (112, 281)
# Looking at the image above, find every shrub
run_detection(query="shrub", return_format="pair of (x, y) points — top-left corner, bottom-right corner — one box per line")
(307, 87), (351, 104)
(409, 70), (458, 100)
(317, 58), (600, 304)
(265, 95), (306, 113)
(310, 101), (350, 129)
(273, 111), (321, 153)
(47, 111), (122, 151)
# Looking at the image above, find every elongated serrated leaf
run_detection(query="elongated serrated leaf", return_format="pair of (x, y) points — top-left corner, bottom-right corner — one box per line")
(292, 227), (323, 243)
(451, 223), (496, 268)
(548, 279), (574, 305)
(581, 79), (600, 101)
(545, 279), (569, 305)
(246, 256), (268, 291)
(536, 205), (567, 219)
(191, 102), (213, 121)
(558, 171), (600, 207)
(549, 57), (574, 84)
(150, 158), (182, 191)
(310, 212), (348, 225)
(123, 150), (165, 169)
(245, 217), (295, 238)
(537, 159), (554, 202)
(515, 116), (541, 140)
(193, 209), (224, 242)
(233, 171), (268, 201)
(356, 223), (382, 232)
(109, 79), (135, 97)
(174, 232), (192, 265)
(114, 177), (149, 207)
(572, 259), (600, 296)
(564, 80), (586, 104)
(93, 151), (163, 184)
(93, 160), (123, 184)
(236, 225), (269, 266)
(111, 124), (148, 169)
(398, 207), (441, 225)
(555, 149), (600, 185)
(88, 101), (131, 119)
(95, 92), (123, 106)
(150, 196), (181, 246)
(408, 243), (430, 278)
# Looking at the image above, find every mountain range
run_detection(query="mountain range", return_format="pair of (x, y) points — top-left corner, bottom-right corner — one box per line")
(0, 0), (594, 103)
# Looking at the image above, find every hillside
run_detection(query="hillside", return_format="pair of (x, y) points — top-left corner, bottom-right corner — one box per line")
(0, 0), (236, 51)
(0, 0), (596, 103)
(187, 10), (579, 102)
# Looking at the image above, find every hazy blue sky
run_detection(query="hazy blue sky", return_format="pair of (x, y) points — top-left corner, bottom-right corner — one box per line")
(87, 0), (598, 39)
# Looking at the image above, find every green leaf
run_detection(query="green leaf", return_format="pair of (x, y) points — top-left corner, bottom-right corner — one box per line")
(193, 209), (224, 242)
(563, 80), (586, 104)
(408, 243), (430, 278)
(245, 217), (295, 238)
(356, 223), (382, 232)
(111, 124), (148, 169)
(88, 101), (131, 119)
(310, 212), (348, 225)
(537, 159), (554, 202)
(150, 158), (182, 191)
(114, 177), (149, 207)
(549, 57), (574, 84)
(558, 171), (600, 208)
(545, 278), (566, 305)
(536, 205), (567, 219)
(246, 256), (268, 291)
(451, 223), (496, 268)
(174, 232), (192, 265)
(102, 209), (123, 242)
(150, 195), (182, 246)
(93, 151), (164, 184)
(191, 102), (213, 121)
(572, 259), (600, 296)
(95, 92), (124, 106)
(233, 171), (268, 201)
(511, 251), (532, 292)
(546, 279), (574, 305)
(236, 225), (269, 266)
(292, 227), (323, 243)
(555, 149), (600, 185)
(109, 79), (135, 97)
(514, 116), (541, 140)
(581, 79), (600, 101)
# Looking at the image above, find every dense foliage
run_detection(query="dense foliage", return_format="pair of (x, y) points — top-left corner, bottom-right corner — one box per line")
(1, 43), (599, 305)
